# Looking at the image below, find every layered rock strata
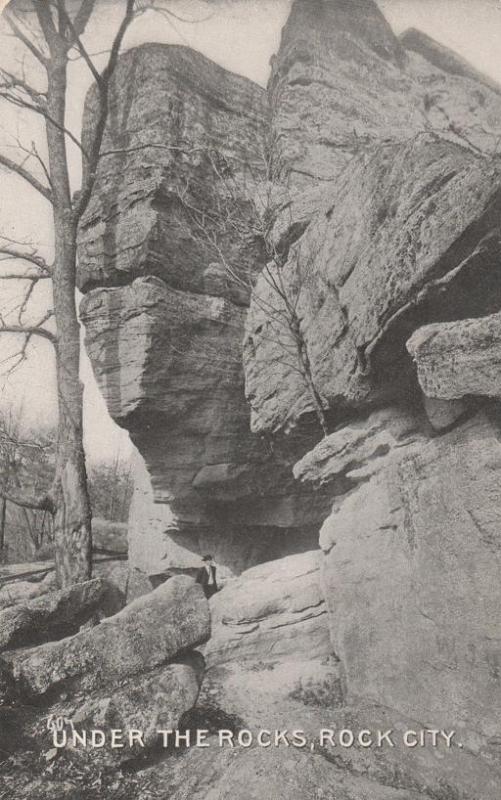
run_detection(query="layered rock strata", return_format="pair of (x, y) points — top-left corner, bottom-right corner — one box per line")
(246, 0), (501, 432)
(73, 2), (501, 796)
(407, 311), (501, 401)
(78, 43), (332, 580)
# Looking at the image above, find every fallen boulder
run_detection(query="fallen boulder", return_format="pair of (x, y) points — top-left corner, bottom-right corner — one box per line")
(6, 576), (209, 700)
(69, 658), (202, 760)
(205, 551), (331, 667)
(0, 572), (56, 611)
(0, 578), (124, 652)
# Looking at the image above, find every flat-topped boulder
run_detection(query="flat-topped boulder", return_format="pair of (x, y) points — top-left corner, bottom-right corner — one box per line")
(407, 311), (501, 401)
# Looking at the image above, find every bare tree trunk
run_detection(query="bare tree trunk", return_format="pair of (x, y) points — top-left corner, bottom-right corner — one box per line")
(46, 56), (92, 587)
(296, 338), (329, 437)
(0, 497), (6, 554)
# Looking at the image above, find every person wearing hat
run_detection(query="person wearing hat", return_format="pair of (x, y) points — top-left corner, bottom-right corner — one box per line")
(195, 554), (218, 599)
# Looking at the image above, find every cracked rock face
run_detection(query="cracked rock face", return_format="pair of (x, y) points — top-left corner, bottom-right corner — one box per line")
(0, 578), (124, 652)
(407, 311), (501, 401)
(78, 43), (333, 579)
(70, 659), (202, 762)
(205, 550), (331, 667)
(245, 135), (501, 433)
(73, 3), (501, 793)
(245, 0), (501, 434)
(298, 410), (501, 746)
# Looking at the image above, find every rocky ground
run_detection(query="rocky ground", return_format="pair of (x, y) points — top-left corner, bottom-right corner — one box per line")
(2, 555), (501, 799)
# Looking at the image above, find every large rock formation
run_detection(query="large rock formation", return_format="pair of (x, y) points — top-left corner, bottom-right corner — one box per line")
(297, 410), (501, 749)
(71, 2), (501, 798)
(245, 0), (501, 433)
(78, 43), (332, 580)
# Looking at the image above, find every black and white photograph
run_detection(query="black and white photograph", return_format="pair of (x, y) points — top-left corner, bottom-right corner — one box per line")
(1, 0), (501, 797)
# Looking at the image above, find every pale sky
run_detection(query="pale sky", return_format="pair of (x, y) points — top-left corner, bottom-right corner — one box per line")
(1, 0), (501, 462)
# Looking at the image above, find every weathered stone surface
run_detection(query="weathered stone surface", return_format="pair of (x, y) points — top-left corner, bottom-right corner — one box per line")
(127, 450), (321, 584)
(77, 42), (333, 578)
(0, 659), (14, 705)
(422, 396), (467, 431)
(0, 578), (124, 652)
(407, 311), (501, 401)
(71, 659), (202, 758)
(294, 407), (423, 486)
(78, 44), (267, 298)
(0, 572), (56, 611)
(269, 0), (410, 193)
(205, 551), (331, 667)
(194, 747), (428, 800)
(401, 27), (501, 99)
(246, 0), (501, 434)
(163, 708), (501, 800)
(300, 411), (501, 745)
(92, 560), (129, 597)
(81, 274), (330, 563)
(268, 0), (501, 220)
(199, 656), (343, 732)
(6, 576), (209, 699)
(245, 136), (501, 432)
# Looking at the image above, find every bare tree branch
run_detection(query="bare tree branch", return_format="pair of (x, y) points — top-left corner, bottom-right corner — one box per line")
(72, 0), (98, 38)
(0, 239), (51, 273)
(0, 67), (46, 104)
(75, 0), (136, 221)
(0, 319), (57, 346)
(54, 2), (103, 86)
(0, 488), (54, 512)
(0, 153), (52, 201)
(4, 10), (48, 67)
(0, 87), (88, 160)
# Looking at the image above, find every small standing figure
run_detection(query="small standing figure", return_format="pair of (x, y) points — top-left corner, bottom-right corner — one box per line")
(196, 554), (218, 599)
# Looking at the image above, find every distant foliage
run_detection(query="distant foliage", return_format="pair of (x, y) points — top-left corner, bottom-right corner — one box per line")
(0, 414), (55, 562)
(0, 410), (133, 562)
(88, 458), (134, 524)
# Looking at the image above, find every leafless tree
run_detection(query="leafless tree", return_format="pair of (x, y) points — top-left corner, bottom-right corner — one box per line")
(0, 408), (55, 559)
(0, 0), (208, 585)
(178, 150), (330, 436)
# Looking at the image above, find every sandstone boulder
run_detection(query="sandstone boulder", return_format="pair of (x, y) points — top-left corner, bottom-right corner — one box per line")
(70, 659), (202, 760)
(269, 0), (411, 193)
(407, 311), (501, 401)
(294, 407), (423, 486)
(245, 137), (501, 432)
(246, 0), (501, 435)
(421, 396), (467, 431)
(0, 572), (56, 611)
(205, 551), (331, 667)
(300, 411), (501, 746)
(92, 560), (129, 597)
(6, 576), (209, 700)
(0, 578), (124, 652)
